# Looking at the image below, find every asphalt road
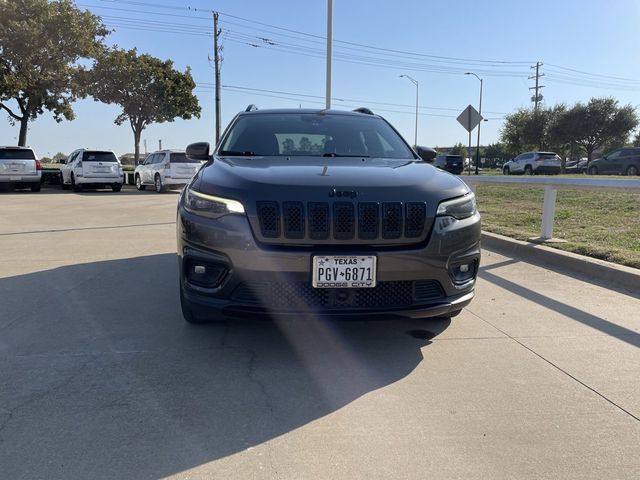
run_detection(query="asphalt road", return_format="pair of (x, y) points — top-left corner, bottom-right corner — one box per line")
(1, 187), (639, 480)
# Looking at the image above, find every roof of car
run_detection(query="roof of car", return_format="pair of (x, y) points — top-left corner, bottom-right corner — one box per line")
(0, 146), (34, 149)
(237, 108), (381, 118)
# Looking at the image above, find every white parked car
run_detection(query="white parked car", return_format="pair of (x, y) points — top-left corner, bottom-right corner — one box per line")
(502, 151), (561, 175)
(60, 149), (124, 192)
(0, 146), (41, 192)
(134, 150), (202, 193)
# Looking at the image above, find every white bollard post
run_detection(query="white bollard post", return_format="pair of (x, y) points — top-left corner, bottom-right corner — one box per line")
(541, 185), (557, 240)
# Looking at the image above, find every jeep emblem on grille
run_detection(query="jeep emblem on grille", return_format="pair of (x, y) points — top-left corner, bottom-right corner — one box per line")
(329, 188), (357, 199)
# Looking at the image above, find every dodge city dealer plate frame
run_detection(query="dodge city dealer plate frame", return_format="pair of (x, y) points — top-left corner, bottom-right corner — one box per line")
(312, 255), (377, 288)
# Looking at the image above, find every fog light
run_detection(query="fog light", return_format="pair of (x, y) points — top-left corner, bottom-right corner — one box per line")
(449, 260), (477, 284)
(186, 260), (228, 288)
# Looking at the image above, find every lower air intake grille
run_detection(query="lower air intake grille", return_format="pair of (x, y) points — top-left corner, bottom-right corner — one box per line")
(231, 280), (444, 311)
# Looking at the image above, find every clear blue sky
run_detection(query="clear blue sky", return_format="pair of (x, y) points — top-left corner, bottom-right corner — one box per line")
(3, 0), (640, 157)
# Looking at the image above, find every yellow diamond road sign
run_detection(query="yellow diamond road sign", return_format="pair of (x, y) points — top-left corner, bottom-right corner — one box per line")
(457, 105), (483, 133)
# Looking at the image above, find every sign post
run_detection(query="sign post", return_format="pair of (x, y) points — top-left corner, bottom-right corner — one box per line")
(457, 105), (482, 175)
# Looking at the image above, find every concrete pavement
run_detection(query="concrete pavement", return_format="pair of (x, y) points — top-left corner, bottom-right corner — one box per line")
(1, 187), (639, 479)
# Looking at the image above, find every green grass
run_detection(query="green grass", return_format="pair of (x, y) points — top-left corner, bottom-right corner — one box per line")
(475, 184), (640, 269)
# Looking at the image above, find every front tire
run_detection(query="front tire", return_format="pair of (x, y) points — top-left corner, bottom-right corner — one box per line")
(60, 173), (70, 190)
(112, 183), (122, 192)
(588, 166), (598, 175)
(154, 173), (164, 193)
(503, 166), (510, 175)
(30, 183), (41, 192)
(524, 165), (533, 175)
(626, 165), (639, 176)
(135, 174), (146, 191)
(71, 174), (82, 192)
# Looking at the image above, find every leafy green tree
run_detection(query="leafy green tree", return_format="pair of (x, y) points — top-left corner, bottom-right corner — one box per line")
(500, 105), (566, 154)
(0, 0), (108, 145)
(551, 98), (637, 161)
(449, 142), (467, 158)
(89, 48), (201, 163)
(53, 152), (68, 162)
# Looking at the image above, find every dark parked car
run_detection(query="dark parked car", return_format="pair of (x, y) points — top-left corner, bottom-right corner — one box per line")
(177, 107), (481, 323)
(433, 154), (465, 174)
(587, 148), (640, 176)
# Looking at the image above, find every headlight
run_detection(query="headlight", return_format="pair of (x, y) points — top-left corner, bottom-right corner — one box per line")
(184, 188), (245, 219)
(437, 192), (476, 220)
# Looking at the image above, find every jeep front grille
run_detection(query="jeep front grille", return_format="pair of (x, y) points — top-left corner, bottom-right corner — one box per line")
(256, 201), (428, 243)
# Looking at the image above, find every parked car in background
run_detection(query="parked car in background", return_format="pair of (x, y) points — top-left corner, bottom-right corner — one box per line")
(502, 151), (561, 175)
(0, 146), (41, 192)
(564, 158), (588, 174)
(177, 107), (480, 324)
(433, 154), (464, 174)
(60, 149), (123, 192)
(587, 148), (640, 176)
(134, 150), (202, 193)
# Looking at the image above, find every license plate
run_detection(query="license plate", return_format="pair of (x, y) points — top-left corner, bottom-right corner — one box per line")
(312, 255), (377, 288)
(9, 176), (21, 181)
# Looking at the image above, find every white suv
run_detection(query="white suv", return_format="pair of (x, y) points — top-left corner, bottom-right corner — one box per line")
(502, 151), (561, 175)
(60, 149), (124, 192)
(0, 146), (42, 192)
(134, 150), (202, 193)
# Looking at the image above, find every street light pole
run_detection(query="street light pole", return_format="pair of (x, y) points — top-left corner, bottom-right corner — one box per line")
(465, 72), (483, 175)
(325, 0), (333, 109)
(400, 74), (419, 147)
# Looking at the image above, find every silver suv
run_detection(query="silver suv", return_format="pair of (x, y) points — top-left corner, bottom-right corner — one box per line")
(0, 146), (41, 192)
(502, 151), (561, 175)
(134, 150), (202, 193)
(60, 149), (124, 192)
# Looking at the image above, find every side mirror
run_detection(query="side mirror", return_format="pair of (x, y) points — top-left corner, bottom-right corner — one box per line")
(59, 159), (67, 165)
(416, 146), (437, 162)
(186, 142), (211, 161)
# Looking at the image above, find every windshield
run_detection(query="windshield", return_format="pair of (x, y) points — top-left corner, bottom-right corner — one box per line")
(82, 151), (117, 162)
(219, 113), (415, 159)
(0, 149), (35, 160)
(170, 152), (198, 164)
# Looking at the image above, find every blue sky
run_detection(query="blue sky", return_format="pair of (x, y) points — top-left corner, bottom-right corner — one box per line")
(3, 0), (640, 157)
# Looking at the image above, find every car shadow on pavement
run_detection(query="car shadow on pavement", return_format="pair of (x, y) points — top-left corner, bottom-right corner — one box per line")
(0, 253), (449, 479)
(479, 268), (640, 349)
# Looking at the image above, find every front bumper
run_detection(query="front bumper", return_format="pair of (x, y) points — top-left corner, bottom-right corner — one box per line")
(177, 206), (481, 320)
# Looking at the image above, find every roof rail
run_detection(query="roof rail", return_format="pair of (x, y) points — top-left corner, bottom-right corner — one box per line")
(353, 107), (374, 115)
(245, 104), (258, 112)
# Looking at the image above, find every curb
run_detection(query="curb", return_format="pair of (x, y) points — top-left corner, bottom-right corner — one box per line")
(481, 231), (640, 296)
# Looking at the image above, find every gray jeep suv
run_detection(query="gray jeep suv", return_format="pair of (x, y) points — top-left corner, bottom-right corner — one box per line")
(177, 107), (481, 323)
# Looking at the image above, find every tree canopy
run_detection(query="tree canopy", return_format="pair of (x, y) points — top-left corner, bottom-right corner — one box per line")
(0, 0), (108, 145)
(89, 48), (201, 162)
(500, 98), (638, 162)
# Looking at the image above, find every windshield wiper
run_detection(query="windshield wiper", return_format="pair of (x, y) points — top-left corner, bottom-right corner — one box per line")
(322, 153), (369, 157)
(218, 150), (256, 156)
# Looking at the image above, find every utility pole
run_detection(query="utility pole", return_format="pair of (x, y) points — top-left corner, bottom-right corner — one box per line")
(325, 0), (333, 109)
(213, 11), (221, 144)
(529, 62), (545, 110)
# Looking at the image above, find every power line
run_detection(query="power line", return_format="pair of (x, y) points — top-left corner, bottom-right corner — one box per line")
(196, 83), (507, 114)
